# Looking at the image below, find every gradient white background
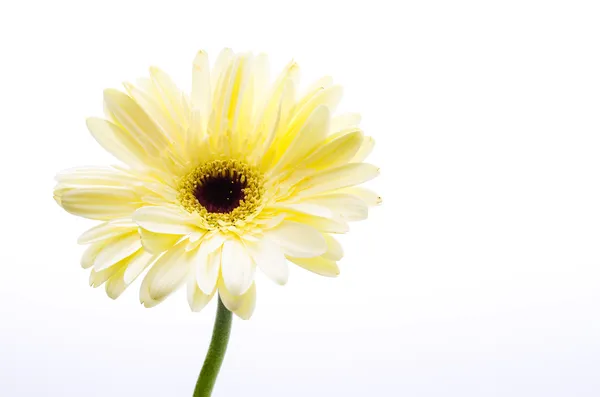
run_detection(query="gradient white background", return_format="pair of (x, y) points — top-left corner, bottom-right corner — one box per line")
(2, 1), (600, 396)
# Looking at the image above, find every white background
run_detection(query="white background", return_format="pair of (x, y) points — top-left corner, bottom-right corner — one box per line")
(2, 0), (600, 396)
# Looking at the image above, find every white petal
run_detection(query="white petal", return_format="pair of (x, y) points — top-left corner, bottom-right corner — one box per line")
(211, 48), (234, 95)
(187, 271), (216, 312)
(123, 81), (178, 143)
(323, 234), (344, 261)
(285, 213), (350, 234)
(272, 203), (333, 219)
(189, 50), (211, 143)
(134, 206), (199, 235)
(245, 237), (288, 285)
(287, 256), (340, 277)
(104, 89), (169, 156)
(218, 279), (257, 320)
(330, 113), (361, 132)
(89, 265), (122, 288)
(104, 266), (128, 299)
(81, 241), (107, 269)
(194, 238), (223, 295)
(351, 136), (375, 163)
(338, 187), (382, 207)
(299, 128), (364, 171)
(93, 233), (142, 271)
(55, 166), (138, 187)
(221, 239), (255, 296)
(294, 163), (380, 198)
(297, 194), (368, 221)
(78, 220), (136, 244)
(58, 187), (140, 220)
(123, 250), (156, 285)
(264, 221), (327, 257)
(269, 105), (330, 174)
(139, 228), (182, 255)
(139, 241), (191, 307)
(85, 118), (148, 169)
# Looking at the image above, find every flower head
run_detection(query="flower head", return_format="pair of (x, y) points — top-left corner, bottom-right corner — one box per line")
(54, 49), (380, 319)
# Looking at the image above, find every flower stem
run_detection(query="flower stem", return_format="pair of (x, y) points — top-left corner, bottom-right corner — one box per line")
(193, 296), (232, 397)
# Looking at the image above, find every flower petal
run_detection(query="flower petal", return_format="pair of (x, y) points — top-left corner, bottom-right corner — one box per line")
(57, 187), (141, 221)
(105, 249), (155, 299)
(293, 163), (380, 198)
(264, 221), (327, 258)
(78, 219), (136, 244)
(139, 228), (182, 255)
(103, 88), (169, 156)
(337, 187), (382, 207)
(221, 239), (255, 296)
(297, 194), (368, 221)
(287, 256), (340, 277)
(123, 250), (155, 285)
(281, 213), (349, 234)
(85, 118), (148, 169)
(245, 237), (288, 285)
(269, 105), (330, 174)
(187, 270), (216, 312)
(55, 166), (138, 187)
(134, 206), (199, 235)
(194, 237), (223, 295)
(351, 136), (375, 163)
(218, 278), (257, 320)
(81, 241), (107, 269)
(322, 234), (344, 261)
(139, 241), (191, 307)
(93, 232), (142, 271)
(330, 113), (361, 132)
(298, 128), (364, 171)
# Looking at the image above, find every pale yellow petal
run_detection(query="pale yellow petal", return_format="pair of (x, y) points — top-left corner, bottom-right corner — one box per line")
(297, 128), (363, 171)
(81, 241), (107, 269)
(189, 50), (211, 144)
(245, 237), (288, 285)
(123, 250), (155, 284)
(284, 212), (349, 234)
(55, 166), (138, 187)
(293, 163), (379, 198)
(187, 271), (216, 312)
(78, 219), (136, 244)
(337, 187), (382, 207)
(149, 67), (189, 136)
(322, 234), (344, 261)
(264, 221), (326, 258)
(85, 118), (148, 169)
(103, 89), (169, 156)
(351, 136), (375, 163)
(194, 238), (223, 295)
(287, 256), (340, 277)
(221, 238), (255, 296)
(218, 278), (256, 320)
(58, 187), (141, 220)
(330, 113), (361, 132)
(133, 206), (199, 235)
(268, 105), (330, 174)
(93, 232), (142, 271)
(296, 194), (368, 221)
(139, 241), (191, 307)
(139, 228), (182, 255)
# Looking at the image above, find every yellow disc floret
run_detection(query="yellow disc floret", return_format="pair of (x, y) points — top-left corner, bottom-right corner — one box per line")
(178, 159), (264, 228)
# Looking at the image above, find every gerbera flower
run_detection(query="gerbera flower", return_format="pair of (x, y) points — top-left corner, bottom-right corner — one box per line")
(54, 49), (380, 320)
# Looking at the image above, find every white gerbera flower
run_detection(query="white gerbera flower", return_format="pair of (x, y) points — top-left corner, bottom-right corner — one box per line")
(54, 49), (380, 320)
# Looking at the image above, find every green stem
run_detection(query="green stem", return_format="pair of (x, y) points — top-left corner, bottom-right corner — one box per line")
(193, 296), (233, 397)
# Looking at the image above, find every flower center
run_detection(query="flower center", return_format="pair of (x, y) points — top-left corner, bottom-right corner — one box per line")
(193, 172), (247, 213)
(178, 160), (264, 227)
